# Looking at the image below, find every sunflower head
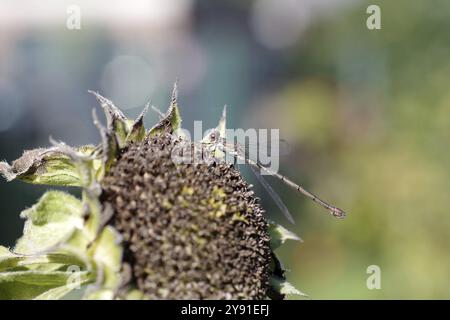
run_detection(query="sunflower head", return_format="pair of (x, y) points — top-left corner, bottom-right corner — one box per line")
(0, 84), (308, 300)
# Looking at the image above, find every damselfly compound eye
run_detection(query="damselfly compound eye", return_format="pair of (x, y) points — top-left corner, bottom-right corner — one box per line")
(209, 129), (220, 143)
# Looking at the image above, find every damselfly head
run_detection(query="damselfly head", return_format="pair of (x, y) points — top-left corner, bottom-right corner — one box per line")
(207, 129), (221, 144)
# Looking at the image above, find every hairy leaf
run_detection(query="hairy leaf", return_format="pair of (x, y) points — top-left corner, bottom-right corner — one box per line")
(15, 191), (84, 255)
(268, 221), (302, 250)
(148, 83), (182, 137)
(0, 247), (84, 272)
(85, 226), (123, 298)
(270, 276), (308, 298)
(88, 91), (130, 148)
(0, 270), (92, 300)
(126, 105), (149, 144)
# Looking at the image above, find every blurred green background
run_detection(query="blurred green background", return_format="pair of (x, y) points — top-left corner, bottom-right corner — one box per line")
(1, 0), (450, 299)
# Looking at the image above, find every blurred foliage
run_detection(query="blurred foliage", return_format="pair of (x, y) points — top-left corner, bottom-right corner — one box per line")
(264, 0), (450, 299)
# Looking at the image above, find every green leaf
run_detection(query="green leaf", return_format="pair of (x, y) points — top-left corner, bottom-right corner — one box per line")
(87, 226), (123, 290)
(81, 190), (102, 241)
(91, 109), (119, 178)
(78, 145), (97, 155)
(148, 82), (182, 137)
(88, 90), (130, 149)
(0, 144), (97, 187)
(0, 148), (82, 186)
(121, 289), (146, 300)
(268, 222), (301, 250)
(0, 246), (14, 257)
(112, 118), (130, 149)
(0, 270), (92, 300)
(14, 191), (84, 255)
(216, 105), (227, 138)
(0, 245), (93, 300)
(0, 281), (58, 300)
(126, 104), (149, 144)
(33, 285), (79, 300)
(83, 225), (127, 300)
(270, 276), (308, 298)
(60, 229), (92, 253)
(83, 289), (115, 300)
(268, 221), (302, 250)
(0, 161), (12, 180)
(34, 280), (91, 300)
(0, 249), (85, 272)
